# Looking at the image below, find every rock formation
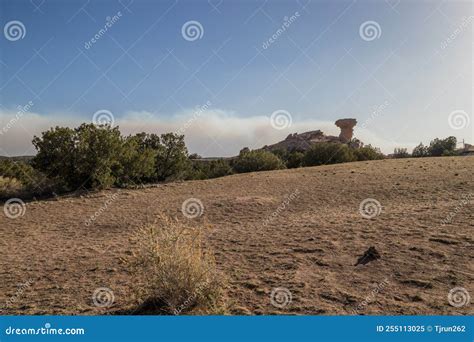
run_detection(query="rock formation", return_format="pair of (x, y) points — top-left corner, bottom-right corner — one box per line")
(355, 246), (381, 266)
(262, 130), (340, 152)
(262, 118), (359, 152)
(335, 118), (357, 143)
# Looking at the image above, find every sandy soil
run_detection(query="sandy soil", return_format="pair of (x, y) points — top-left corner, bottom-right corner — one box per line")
(0, 157), (473, 315)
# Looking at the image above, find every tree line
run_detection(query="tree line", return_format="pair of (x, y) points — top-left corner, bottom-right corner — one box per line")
(0, 123), (464, 199)
(392, 136), (459, 158)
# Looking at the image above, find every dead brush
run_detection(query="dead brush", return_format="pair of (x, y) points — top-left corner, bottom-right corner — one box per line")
(128, 214), (226, 315)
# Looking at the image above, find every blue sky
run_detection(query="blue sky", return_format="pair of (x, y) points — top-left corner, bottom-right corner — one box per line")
(0, 0), (472, 156)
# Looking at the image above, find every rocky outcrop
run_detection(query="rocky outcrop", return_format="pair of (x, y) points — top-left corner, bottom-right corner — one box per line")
(355, 246), (381, 266)
(262, 118), (359, 152)
(335, 118), (357, 143)
(262, 130), (340, 152)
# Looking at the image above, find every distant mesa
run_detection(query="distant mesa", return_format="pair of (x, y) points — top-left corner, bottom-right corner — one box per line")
(262, 118), (360, 153)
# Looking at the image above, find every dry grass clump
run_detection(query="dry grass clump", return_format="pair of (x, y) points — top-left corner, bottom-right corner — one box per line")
(129, 215), (226, 315)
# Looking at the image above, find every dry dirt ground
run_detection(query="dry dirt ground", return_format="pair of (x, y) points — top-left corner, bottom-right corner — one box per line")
(0, 157), (473, 315)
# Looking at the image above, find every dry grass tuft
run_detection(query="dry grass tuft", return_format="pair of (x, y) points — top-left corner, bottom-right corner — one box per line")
(129, 215), (226, 315)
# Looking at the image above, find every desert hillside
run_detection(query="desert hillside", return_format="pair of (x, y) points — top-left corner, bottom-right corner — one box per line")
(1, 156), (473, 315)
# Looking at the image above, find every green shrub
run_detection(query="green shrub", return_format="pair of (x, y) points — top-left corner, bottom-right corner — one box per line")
(31, 125), (193, 190)
(353, 145), (385, 161)
(115, 134), (157, 186)
(392, 148), (410, 158)
(286, 151), (304, 168)
(154, 133), (191, 182)
(427, 136), (457, 157)
(232, 150), (285, 173)
(0, 159), (54, 197)
(0, 176), (23, 198)
(412, 137), (458, 158)
(207, 160), (233, 178)
(32, 126), (77, 190)
(0, 159), (37, 186)
(187, 160), (233, 180)
(303, 143), (356, 166)
(74, 124), (123, 188)
(412, 143), (428, 157)
(32, 124), (123, 190)
(269, 149), (305, 169)
(186, 161), (209, 180)
(270, 148), (289, 162)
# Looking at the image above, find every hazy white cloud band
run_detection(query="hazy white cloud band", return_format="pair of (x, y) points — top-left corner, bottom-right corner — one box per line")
(0, 109), (415, 157)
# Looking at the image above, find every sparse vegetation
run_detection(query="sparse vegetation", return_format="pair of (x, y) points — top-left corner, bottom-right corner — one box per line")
(115, 133), (157, 186)
(0, 159), (39, 187)
(31, 125), (191, 192)
(286, 151), (305, 169)
(303, 143), (356, 166)
(154, 133), (191, 182)
(129, 215), (226, 315)
(352, 145), (384, 161)
(0, 159), (53, 198)
(0, 176), (23, 198)
(269, 149), (305, 169)
(411, 136), (458, 158)
(392, 148), (410, 158)
(4, 157), (472, 315)
(32, 124), (123, 190)
(188, 160), (233, 180)
(301, 143), (385, 167)
(232, 149), (286, 173)
(0, 124), (466, 200)
(427, 136), (457, 157)
(412, 143), (429, 158)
